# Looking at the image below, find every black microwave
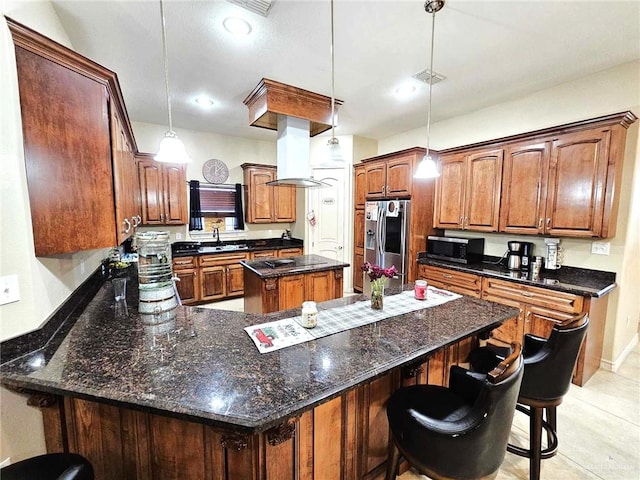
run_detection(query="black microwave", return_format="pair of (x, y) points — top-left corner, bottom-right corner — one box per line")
(426, 236), (485, 264)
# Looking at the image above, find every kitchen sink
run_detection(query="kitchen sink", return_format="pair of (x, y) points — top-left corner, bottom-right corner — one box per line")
(199, 244), (248, 253)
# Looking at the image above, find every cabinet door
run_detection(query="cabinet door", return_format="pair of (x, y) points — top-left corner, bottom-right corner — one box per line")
(304, 271), (334, 303)
(245, 168), (275, 223)
(433, 154), (466, 229)
(200, 266), (226, 301)
(111, 107), (137, 244)
(174, 269), (198, 304)
(16, 47), (116, 256)
(500, 141), (550, 234)
(226, 263), (245, 297)
(274, 185), (296, 222)
(546, 129), (610, 237)
(278, 275), (305, 311)
(354, 165), (366, 208)
(353, 250), (364, 292)
(163, 164), (187, 225)
(480, 289), (524, 346)
(365, 161), (386, 199)
(138, 160), (164, 225)
(385, 156), (413, 197)
(354, 209), (365, 250)
(523, 304), (572, 339)
(463, 149), (503, 231)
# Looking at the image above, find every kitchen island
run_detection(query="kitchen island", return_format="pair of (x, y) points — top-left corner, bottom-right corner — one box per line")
(1, 269), (518, 480)
(242, 254), (349, 313)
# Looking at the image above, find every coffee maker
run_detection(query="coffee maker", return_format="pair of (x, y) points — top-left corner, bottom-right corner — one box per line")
(520, 242), (534, 270)
(506, 241), (523, 270)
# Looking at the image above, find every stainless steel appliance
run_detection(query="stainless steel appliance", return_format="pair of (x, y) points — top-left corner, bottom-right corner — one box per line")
(521, 242), (534, 270)
(426, 236), (485, 264)
(544, 238), (562, 270)
(364, 200), (410, 294)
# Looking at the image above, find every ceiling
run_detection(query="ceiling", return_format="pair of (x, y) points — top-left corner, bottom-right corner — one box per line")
(51, 0), (640, 143)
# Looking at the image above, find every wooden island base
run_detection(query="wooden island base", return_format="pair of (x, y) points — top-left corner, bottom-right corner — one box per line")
(28, 339), (472, 480)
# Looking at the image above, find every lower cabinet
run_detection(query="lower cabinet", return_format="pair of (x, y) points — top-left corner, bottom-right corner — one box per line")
(278, 247), (303, 258)
(418, 264), (606, 386)
(173, 253), (249, 305)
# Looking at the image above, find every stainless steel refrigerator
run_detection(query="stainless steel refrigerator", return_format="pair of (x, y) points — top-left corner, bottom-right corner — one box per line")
(363, 200), (410, 295)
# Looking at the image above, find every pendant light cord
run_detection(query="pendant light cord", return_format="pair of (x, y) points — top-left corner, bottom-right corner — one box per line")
(330, 0), (336, 139)
(425, 9), (436, 159)
(160, 0), (173, 133)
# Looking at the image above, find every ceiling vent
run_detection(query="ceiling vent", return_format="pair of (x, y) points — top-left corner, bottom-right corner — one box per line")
(227, 0), (275, 17)
(412, 68), (446, 85)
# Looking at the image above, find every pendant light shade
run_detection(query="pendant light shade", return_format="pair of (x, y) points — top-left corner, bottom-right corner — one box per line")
(414, 0), (444, 179)
(326, 0), (343, 162)
(155, 0), (191, 164)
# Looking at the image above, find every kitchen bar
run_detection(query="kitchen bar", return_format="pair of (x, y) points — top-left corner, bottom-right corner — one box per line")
(0, 270), (518, 479)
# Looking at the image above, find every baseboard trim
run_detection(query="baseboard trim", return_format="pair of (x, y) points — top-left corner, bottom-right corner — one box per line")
(600, 333), (638, 372)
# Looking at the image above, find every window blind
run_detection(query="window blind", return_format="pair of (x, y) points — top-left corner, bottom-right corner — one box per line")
(200, 184), (236, 215)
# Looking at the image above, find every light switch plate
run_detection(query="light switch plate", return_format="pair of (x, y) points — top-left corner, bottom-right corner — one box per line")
(591, 241), (611, 255)
(0, 275), (20, 305)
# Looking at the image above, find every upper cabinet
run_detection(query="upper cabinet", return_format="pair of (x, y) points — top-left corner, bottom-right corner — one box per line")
(363, 148), (423, 199)
(9, 19), (141, 256)
(242, 164), (296, 223)
(438, 112), (636, 238)
(434, 148), (503, 232)
(137, 155), (187, 225)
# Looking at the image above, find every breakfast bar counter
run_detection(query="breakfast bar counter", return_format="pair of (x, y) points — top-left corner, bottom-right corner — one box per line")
(1, 270), (519, 480)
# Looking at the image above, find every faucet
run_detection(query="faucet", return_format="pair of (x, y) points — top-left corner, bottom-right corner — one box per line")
(213, 226), (222, 245)
(282, 229), (291, 240)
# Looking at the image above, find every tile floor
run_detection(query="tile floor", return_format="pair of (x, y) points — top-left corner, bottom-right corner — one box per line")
(204, 299), (640, 479)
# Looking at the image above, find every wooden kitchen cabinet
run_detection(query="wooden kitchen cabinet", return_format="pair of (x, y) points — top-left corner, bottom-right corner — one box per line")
(12, 24), (119, 256)
(242, 164), (296, 223)
(278, 275), (305, 311)
(173, 256), (199, 305)
(354, 164), (366, 208)
(251, 250), (278, 259)
(363, 149), (421, 199)
(433, 148), (503, 232)
(353, 164), (366, 293)
(138, 156), (187, 226)
(110, 105), (140, 244)
(418, 265), (482, 298)
(199, 253), (249, 302)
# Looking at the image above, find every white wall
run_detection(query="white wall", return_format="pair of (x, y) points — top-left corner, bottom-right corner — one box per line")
(379, 61), (640, 366)
(0, 0), (110, 464)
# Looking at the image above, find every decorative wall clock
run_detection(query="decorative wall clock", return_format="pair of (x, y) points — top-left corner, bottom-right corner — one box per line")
(202, 159), (229, 184)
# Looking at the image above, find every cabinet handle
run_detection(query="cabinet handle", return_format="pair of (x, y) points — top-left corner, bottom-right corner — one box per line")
(538, 218), (543, 229)
(546, 218), (551, 227)
(382, 185), (386, 195)
(459, 216), (464, 227)
(464, 217), (468, 229)
(443, 274), (453, 279)
(525, 311), (532, 322)
(521, 291), (534, 297)
(123, 218), (131, 233)
(193, 272), (197, 277)
(137, 215), (142, 225)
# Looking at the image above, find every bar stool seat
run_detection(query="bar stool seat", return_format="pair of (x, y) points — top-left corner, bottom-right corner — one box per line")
(0, 453), (94, 480)
(469, 313), (589, 480)
(385, 343), (523, 480)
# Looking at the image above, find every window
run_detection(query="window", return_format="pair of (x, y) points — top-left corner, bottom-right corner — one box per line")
(197, 184), (243, 231)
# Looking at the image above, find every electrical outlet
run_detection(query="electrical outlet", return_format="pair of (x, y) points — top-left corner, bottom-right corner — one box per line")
(591, 241), (610, 255)
(0, 275), (20, 305)
(176, 232), (183, 240)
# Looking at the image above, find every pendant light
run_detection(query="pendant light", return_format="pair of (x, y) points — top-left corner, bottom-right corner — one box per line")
(155, 0), (191, 164)
(414, 0), (444, 179)
(326, 0), (343, 162)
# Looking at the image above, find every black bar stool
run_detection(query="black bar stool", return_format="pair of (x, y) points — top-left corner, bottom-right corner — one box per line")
(385, 343), (523, 480)
(470, 313), (589, 480)
(1, 453), (94, 480)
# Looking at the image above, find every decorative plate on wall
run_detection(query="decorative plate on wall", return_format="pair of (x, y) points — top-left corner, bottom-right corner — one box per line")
(202, 159), (229, 184)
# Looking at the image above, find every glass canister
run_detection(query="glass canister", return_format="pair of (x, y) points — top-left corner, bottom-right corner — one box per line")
(301, 301), (318, 329)
(136, 231), (173, 289)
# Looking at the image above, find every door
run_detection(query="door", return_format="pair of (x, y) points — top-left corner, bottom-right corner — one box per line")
(163, 164), (187, 224)
(463, 149), (503, 231)
(307, 169), (346, 262)
(434, 153), (466, 229)
(200, 266), (226, 301)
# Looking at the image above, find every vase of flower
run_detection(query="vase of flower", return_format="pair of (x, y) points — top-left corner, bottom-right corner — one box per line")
(362, 262), (397, 311)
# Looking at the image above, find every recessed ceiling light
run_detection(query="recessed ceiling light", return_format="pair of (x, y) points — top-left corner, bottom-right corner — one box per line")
(394, 83), (417, 97)
(223, 17), (252, 36)
(195, 96), (215, 107)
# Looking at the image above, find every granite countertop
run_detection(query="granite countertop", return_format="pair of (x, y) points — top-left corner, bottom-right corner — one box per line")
(417, 255), (616, 298)
(0, 273), (518, 434)
(241, 254), (350, 279)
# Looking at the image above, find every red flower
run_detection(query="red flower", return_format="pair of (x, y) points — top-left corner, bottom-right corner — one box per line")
(361, 262), (398, 282)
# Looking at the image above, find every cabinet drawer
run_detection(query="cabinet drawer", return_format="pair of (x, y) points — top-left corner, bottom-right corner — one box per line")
(199, 253), (248, 267)
(252, 250), (278, 259)
(173, 256), (197, 269)
(421, 265), (482, 296)
(279, 247), (303, 258)
(482, 277), (583, 313)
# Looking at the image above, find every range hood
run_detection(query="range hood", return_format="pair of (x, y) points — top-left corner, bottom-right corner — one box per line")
(243, 78), (342, 188)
